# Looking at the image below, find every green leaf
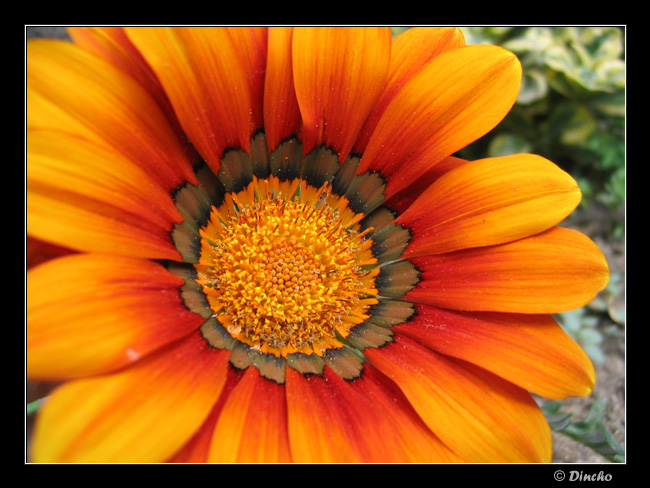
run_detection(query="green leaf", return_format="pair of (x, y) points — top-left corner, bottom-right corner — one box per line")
(26, 398), (43, 416)
(487, 133), (531, 158)
(542, 399), (625, 462)
(503, 26), (555, 53)
(517, 69), (549, 104)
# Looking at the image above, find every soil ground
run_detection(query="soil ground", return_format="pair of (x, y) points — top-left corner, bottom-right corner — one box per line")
(551, 203), (626, 463)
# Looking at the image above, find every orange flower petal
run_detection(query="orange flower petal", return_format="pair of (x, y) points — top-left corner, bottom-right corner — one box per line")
(26, 253), (205, 380)
(66, 26), (188, 143)
(395, 304), (596, 399)
(263, 27), (301, 152)
(26, 38), (196, 192)
(30, 332), (230, 463)
(27, 130), (182, 260)
(169, 367), (243, 463)
(385, 155), (470, 214)
(125, 27), (264, 173)
(168, 403), (223, 463)
(285, 365), (361, 462)
(26, 236), (75, 270)
(397, 153), (582, 257)
(344, 365), (463, 462)
(285, 365), (461, 462)
(358, 44), (522, 198)
(364, 335), (552, 463)
(354, 26), (466, 154)
(405, 226), (610, 313)
(207, 366), (292, 462)
(233, 26), (269, 131)
(292, 26), (392, 161)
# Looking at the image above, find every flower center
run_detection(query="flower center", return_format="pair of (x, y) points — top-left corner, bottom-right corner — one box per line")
(195, 180), (379, 357)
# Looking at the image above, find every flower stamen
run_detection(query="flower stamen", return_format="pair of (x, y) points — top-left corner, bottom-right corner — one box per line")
(195, 180), (379, 357)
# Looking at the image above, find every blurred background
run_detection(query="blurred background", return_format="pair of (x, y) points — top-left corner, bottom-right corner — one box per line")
(26, 25), (626, 463)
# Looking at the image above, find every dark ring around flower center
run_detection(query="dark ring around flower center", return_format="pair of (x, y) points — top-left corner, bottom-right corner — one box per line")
(166, 132), (421, 384)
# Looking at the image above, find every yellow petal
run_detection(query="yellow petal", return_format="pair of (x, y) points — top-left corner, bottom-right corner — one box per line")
(27, 130), (182, 260)
(67, 26), (189, 142)
(30, 333), (230, 463)
(27, 38), (196, 191)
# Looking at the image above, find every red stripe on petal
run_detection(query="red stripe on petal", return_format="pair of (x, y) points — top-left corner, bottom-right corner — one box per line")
(364, 335), (552, 462)
(207, 367), (291, 462)
(264, 27), (302, 152)
(405, 227), (609, 314)
(358, 44), (522, 199)
(354, 27), (465, 154)
(168, 366), (244, 463)
(286, 364), (461, 462)
(27, 254), (205, 380)
(285, 366), (361, 462)
(397, 154), (582, 257)
(125, 27), (263, 173)
(395, 304), (596, 399)
(384, 155), (470, 214)
(345, 365), (463, 462)
(292, 27), (392, 161)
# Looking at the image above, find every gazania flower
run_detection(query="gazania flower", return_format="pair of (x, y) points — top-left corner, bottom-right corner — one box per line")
(26, 26), (609, 463)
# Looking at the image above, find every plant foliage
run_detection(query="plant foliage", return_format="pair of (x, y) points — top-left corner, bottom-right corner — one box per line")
(458, 26), (625, 233)
(542, 398), (625, 463)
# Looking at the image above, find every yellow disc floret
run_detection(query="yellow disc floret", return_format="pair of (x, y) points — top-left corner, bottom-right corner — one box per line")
(195, 179), (379, 357)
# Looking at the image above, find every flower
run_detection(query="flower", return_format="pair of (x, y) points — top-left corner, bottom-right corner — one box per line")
(26, 26), (609, 463)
